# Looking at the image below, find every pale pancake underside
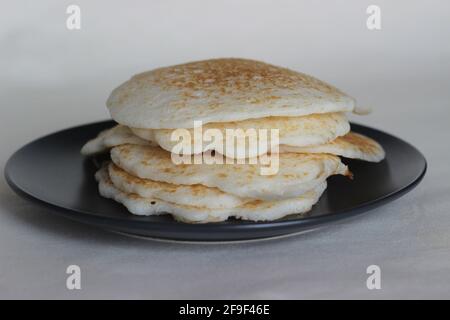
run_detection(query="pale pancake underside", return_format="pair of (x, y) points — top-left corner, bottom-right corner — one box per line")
(110, 144), (349, 201)
(96, 166), (327, 223)
(107, 58), (355, 129)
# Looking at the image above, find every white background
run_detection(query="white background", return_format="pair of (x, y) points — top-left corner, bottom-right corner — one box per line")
(1, 0), (449, 299)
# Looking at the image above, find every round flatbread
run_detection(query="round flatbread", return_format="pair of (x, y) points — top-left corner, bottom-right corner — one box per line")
(108, 162), (248, 209)
(81, 112), (350, 158)
(96, 166), (326, 223)
(110, 144), (350, 200)
(131, 112), (350, 158)
(107, 58), (356, 129)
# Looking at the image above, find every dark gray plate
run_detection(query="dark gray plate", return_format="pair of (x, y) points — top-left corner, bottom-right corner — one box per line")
(5, 121), (426, 242)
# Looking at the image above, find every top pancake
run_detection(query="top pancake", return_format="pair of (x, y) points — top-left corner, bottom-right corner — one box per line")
(107, 58), (356, 129)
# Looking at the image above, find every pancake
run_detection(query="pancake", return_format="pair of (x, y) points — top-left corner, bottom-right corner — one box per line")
(81, 112), (350, 158)
(107, 58), (356, 129)
(108, 162), (248, 209)
(80, 125), (383, 162)
(110, 144), (350, 201)
(279, 132), (385, 162)
(96, 166), (326, 223)
(131, 112), (350, 158)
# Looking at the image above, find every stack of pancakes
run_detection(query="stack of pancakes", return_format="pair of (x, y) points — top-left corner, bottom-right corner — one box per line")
(82, 58), (384, 223)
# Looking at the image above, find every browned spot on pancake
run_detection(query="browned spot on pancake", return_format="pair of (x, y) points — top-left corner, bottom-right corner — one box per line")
(189, 184), (209, 196)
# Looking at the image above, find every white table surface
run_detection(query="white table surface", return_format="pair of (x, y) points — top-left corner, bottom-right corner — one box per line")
(1, 0), (449, 299)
